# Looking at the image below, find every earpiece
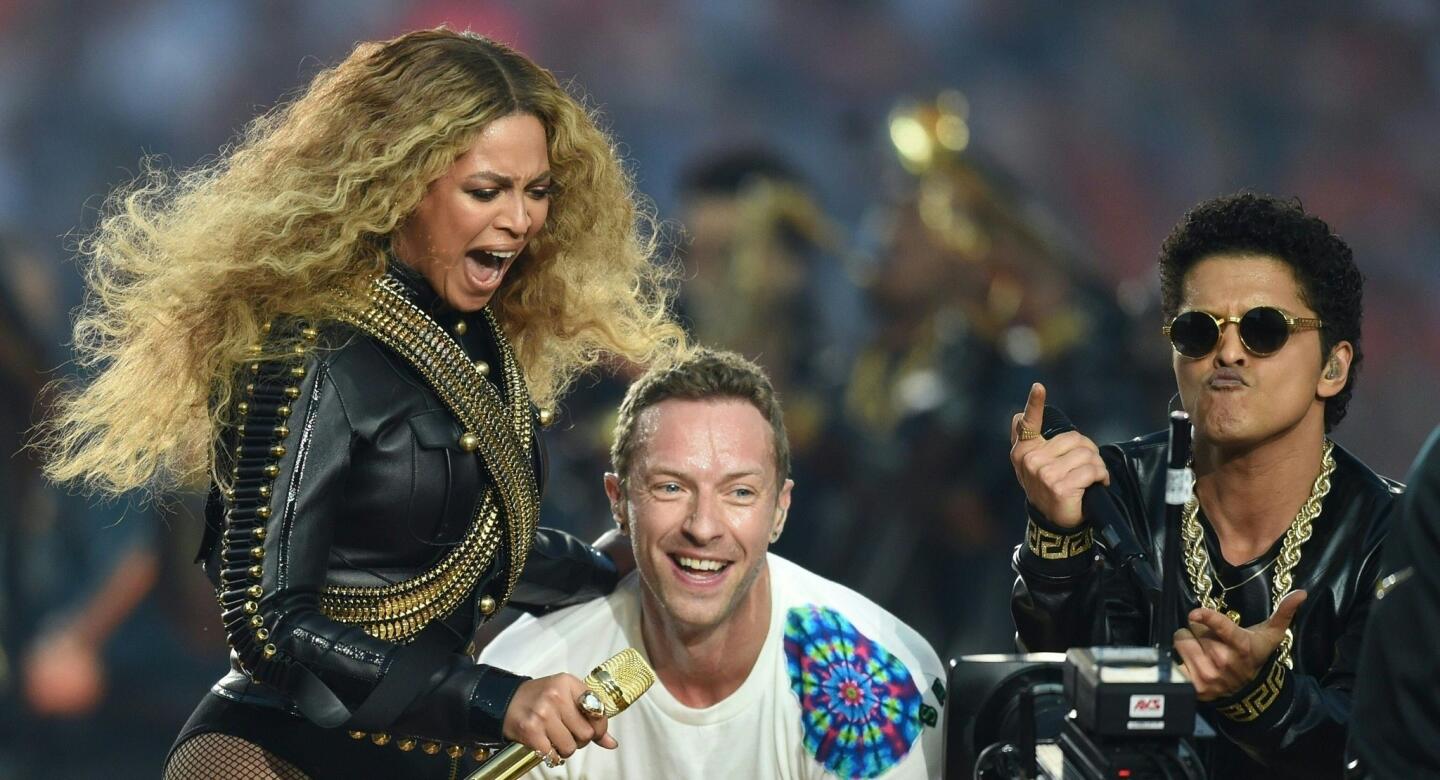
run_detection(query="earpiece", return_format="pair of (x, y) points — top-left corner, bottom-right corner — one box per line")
(1325, 358), (1340, 380)
(769, 508), (788, 543)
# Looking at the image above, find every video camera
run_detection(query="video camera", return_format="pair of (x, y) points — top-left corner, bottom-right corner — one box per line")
(944, 647), (1211, 780)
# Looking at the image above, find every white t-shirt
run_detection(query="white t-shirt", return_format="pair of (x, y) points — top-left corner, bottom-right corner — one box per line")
(479, 554), (946, 779)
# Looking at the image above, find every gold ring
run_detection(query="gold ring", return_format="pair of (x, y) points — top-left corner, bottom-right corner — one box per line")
(578, 690), (605, 719)
(1017, 423), (1042, 441)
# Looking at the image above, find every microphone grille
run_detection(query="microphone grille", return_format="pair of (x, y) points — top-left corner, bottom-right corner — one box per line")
(1040, 405), (1077, 438)
(584, 648), (657, 716)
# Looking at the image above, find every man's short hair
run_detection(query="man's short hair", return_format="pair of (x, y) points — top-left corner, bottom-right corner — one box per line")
(611, 348), (790, 487)
(1158, 192), (1364, 431)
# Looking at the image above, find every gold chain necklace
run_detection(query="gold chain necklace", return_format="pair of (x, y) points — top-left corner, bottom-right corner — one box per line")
(1210, 555), (1277, 595)
(1180, 440), (1335, 669)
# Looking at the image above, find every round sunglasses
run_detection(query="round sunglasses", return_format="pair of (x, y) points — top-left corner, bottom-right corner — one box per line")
(1163, 306), (1323, 358)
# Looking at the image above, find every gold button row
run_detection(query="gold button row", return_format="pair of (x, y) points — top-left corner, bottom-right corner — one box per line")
(348, 731), (493, 761)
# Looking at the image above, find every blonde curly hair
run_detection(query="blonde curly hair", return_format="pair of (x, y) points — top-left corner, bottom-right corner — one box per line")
(43, 28), (685, 496)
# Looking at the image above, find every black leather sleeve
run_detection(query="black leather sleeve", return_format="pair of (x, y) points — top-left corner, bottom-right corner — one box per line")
(508, 528), (619, 614)
(1010, 531), (1106, 651)
(1010, 444), (1151, 651)
(1207, 657), (1353, 780)
(218, 351), (524, 744)
(1349, 425), (1440, 778)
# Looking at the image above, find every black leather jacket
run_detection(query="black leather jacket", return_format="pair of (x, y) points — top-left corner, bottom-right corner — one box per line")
(1348, 425), (1440, 779)
(197, 265), (617, 751)
(1011, 432), (1399, 779)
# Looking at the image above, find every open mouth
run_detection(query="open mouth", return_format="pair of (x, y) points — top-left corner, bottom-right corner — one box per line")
(669, 554), (732, 583)
(463, 249), (518, 288)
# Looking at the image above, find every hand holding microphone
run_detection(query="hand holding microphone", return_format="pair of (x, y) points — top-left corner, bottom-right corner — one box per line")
(1009, 382), (1111, 528)
(469, 648), (656, 779)
(1011, 382), (1164, 602)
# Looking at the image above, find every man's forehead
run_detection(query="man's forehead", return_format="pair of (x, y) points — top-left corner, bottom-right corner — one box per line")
(631, 398), (775, 470)
(1181, 253), (1308, 310)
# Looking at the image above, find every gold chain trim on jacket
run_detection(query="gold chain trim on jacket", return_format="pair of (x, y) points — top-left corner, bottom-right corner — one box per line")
(218, 323), (315, 678)
(345, 730), (493, 765)
(1216, 656), (1287, 722)
(1180, 440), (1335, 669)
(1026, 520), (1094, 560)
(320, 275), (540, 642)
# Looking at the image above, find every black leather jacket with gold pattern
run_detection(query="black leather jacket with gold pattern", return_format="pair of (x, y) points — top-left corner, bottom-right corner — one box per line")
(196, 265), (617, 750)
(1011, 432), (1399, 779)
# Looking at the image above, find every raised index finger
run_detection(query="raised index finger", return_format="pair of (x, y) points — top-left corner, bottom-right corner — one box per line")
(1014, 382), (1047, 444)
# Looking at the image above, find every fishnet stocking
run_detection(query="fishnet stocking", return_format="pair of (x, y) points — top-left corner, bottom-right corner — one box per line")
(164, 732), (310, 780)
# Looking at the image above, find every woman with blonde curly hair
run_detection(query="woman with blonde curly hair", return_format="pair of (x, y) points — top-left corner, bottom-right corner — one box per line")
(43, 28), (684, 778)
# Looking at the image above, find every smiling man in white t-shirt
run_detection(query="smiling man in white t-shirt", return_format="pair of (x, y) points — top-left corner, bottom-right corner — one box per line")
(481, 349), (946, 779)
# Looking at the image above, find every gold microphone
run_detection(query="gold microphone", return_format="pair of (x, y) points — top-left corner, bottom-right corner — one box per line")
(466, 648), (656, 779)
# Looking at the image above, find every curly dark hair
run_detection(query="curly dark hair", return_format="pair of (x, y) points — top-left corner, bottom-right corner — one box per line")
(1158, 192), (1364, 431)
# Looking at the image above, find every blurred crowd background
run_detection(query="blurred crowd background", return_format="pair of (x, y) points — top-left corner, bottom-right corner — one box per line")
(2, 1), (1438, 776)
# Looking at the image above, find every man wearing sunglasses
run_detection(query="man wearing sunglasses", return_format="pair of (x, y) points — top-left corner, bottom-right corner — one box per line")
(1008, 193), (1399, 779)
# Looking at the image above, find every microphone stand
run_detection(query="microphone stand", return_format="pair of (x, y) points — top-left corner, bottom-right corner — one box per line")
(1154, 411), (1192, 679)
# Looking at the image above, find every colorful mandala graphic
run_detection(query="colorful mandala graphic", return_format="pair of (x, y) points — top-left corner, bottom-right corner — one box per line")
(784, 604), (923, 778)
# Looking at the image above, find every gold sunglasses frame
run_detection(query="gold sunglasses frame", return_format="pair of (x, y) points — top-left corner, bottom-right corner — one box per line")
(1162, 307), (1324, 357)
